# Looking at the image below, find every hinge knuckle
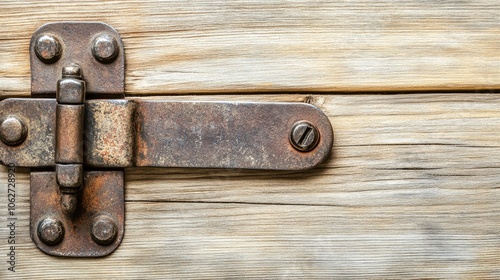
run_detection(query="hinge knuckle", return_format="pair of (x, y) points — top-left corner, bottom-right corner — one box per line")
(56, 104), (84, 163)
(54, 65), (86, 217)
(85, 100), (136, 167)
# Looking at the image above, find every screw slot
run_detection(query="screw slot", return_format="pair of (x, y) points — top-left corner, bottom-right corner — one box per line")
(289, 121), (320, 152)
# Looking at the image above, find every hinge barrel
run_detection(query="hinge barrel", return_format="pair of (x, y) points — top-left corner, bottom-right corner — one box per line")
(55, 64), (86, 216)
(56, 105), (84, 163)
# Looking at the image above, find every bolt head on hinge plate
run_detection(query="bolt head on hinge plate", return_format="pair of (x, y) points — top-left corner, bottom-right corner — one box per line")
(30, 22), (125, 97)
(27, 22), (126, 257)
(30, 171), (124, 257)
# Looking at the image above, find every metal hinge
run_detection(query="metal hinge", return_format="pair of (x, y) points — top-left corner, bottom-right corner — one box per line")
(0, 22), (333, 257)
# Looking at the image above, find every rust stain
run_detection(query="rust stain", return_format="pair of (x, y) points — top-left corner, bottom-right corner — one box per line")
(84, 100), (135, 167)
(133, 100), (333, 170)
(0, 99), (56, 167)
(30, 171), (124, 257)
(30, 22), (124, 97)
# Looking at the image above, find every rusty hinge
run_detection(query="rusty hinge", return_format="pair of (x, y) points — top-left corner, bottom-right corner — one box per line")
(0, 22), (333, 257)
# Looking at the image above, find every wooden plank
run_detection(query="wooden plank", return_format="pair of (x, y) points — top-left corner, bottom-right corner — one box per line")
(1, 94), (499, 278)
(1, 0), (499, 96)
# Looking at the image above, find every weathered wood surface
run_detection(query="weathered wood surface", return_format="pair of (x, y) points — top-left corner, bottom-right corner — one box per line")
(0, 94), (499, 278)
(1, 0), (500, 278)
(0, 0), (499, 96)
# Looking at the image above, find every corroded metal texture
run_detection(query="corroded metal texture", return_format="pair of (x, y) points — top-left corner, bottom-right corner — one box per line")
(37, 217), (65, 246)
(57, 65), (86, 104)
(56, 164), (83, 215)
(30, 171), (125, 257)
(0, 116), (28, 146)
(91, 214), (118, 245)
(55, 64), (86, 217)
(134, 101), (333, 170)
(56, 164), (83, 188)
(0, 98), (333, 170)
(30, 22), (124, 97)
(0, 99), (56, 167)
(33, 34), (62, 64)
(56, 104), (84, 163)
(26, 22), (127, 258)
(85, 100), (135, 167)
(56, 162), (83, 217)
(91, 33), (119, 63)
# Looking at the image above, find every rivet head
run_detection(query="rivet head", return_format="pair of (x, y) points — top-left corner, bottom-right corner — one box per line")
(0, 116), (27, 146)
(34, 34), (62, 63)
(91, 215), (117, 245)
(91, 33), (119, 63)
(289, 121), (320, 152)
(38, 217), (64, 246)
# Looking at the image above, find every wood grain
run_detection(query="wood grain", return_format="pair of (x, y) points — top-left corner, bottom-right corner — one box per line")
(1, 94), (499, 279)
(0, 0), (499, 96)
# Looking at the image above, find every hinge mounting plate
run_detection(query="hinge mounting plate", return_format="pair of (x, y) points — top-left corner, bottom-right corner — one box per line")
(29, 22), (126, 257)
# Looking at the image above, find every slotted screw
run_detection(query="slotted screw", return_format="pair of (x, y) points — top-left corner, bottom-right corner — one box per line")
(289, 121), (320, 152)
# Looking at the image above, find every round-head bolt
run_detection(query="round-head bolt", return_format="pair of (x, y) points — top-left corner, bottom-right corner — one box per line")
(289, 121), (320, 152)
(91, 33), (119, 63)
(34, 34), (62, 63)
(0, 116), (27, 146)
(38, 217), (64, 246)
(91, 215), (118, 246)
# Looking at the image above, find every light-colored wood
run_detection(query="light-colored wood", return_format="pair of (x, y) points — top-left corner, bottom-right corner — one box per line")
(1, 94), (499, 279)
(1, 0), (499, 278)
(0, 0), (500, 96)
